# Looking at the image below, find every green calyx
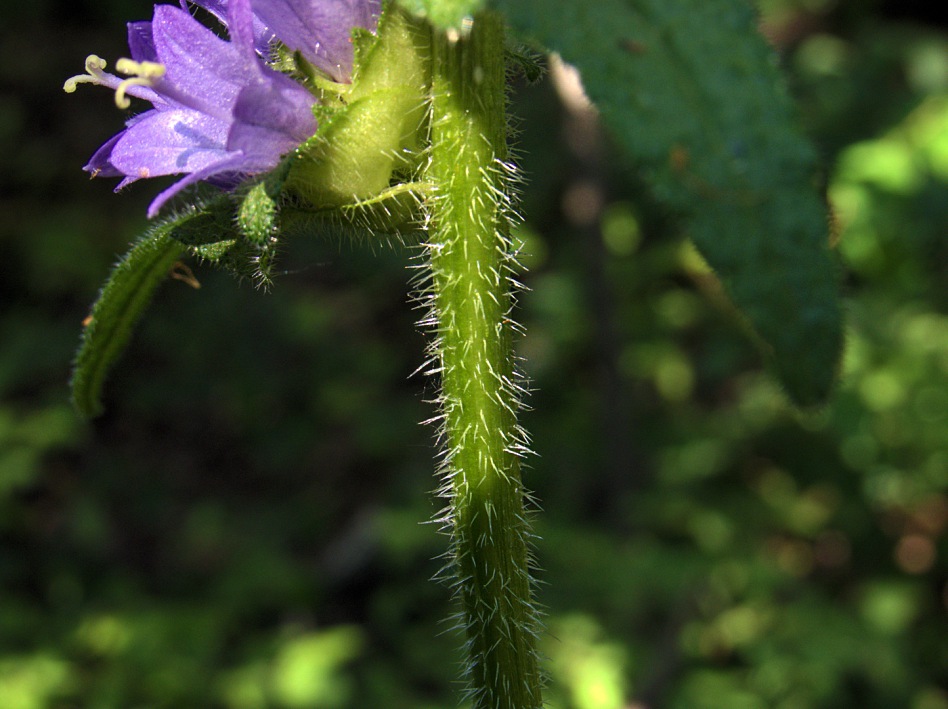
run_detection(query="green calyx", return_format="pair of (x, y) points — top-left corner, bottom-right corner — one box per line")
(285, 5), (432, 210)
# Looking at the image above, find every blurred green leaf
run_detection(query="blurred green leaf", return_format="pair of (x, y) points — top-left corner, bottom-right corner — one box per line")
(0, 654), (72, 709)
(495, 0), (845, 405)
(3, 2), (945, 708)
(272, 627), (363, 708)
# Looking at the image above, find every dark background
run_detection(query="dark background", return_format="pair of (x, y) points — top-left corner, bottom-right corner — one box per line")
(1, 0), (945, 706)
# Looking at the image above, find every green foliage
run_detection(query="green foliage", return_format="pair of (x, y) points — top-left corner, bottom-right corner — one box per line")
(5, 1), (945, 708)
(0, 405), (82, 516)
(494, 0), (845, 405)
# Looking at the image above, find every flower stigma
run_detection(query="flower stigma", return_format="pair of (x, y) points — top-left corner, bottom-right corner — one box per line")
(62, 55), (109, 93)
(64, 54), (167, 110)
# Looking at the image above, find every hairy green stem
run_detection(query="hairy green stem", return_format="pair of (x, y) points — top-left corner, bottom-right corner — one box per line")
(423, 14), (542, 708)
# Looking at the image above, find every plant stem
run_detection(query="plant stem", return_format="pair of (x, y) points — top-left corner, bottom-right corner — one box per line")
(424, 13), (542, 709)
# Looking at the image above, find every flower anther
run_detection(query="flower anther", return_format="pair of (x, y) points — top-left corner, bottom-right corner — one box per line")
(113, 59), (166, 109)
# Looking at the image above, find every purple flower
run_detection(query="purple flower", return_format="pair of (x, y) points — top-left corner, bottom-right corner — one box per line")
(65, 0), (319, 217)
(252, 0), (382, 82)
(191, 0), (382, 82)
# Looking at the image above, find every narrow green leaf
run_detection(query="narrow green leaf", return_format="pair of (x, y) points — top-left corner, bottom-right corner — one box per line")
(496, 0), (844, 405)
(71, 223), (188, 418)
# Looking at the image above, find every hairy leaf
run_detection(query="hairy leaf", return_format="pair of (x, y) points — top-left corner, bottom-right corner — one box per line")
(496, 0), (844, 405)
(71, 219), (191, 418)
(238, 172), (286, 287)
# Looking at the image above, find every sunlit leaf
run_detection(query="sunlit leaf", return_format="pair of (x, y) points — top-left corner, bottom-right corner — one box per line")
(496, 0), (845, 405)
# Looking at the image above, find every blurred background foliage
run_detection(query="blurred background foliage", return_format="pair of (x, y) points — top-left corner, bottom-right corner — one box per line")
(0, 0), (945, 706)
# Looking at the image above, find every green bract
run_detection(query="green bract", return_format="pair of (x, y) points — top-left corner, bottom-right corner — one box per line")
(285, 7), (431, 209)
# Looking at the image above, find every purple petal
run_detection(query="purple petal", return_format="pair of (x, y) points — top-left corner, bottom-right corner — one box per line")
(226, 0), (258, 58)
(250, 0), (382, 81)
(127, 21), (158, 63)
(231, 74), (317, 142)
(84, 108), (166, 177)
(84, 132), (126, 177)
(145, 153), (251, 217)
(151, 5), (250, 118)
(109, 109), (234, 180)
(182, 0), (228, 20)
(226, 79), (316, 170)
(186, 0), (275, 57)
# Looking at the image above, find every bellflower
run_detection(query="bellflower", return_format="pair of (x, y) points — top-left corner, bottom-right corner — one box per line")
(65, 0), (333, 217)
(191, 0), (383, 82)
